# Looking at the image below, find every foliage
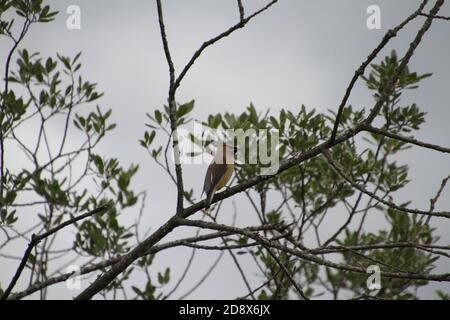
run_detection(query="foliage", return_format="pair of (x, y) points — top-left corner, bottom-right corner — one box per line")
(1, 1), (447, 301)
(144, 50), (440, 300)
(0, 1), (170, 299)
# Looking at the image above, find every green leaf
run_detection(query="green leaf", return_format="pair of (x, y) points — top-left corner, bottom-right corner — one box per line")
(155, 110), (162, 124)
(258, 290), (269, 300)
(57, 54), (71, 70)
(176, 100), (194, 118)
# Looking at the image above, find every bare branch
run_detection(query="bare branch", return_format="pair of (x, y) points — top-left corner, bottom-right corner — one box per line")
(419, 13), (450, 21)
(263, 245), (309, 300)
(324, 131), (389, 246)
(1, 17), (32, 212)
(155, 0), (175, 88)
(237, 0), (245, 22)
(74, 1), (282, 300)
(155, 0), (185, 214)
(329, 0), (429, 142)
(178, 251), (225, 299)
(430, 174), (450, 212)
(177, 219), (450, 283)
(11, 227), (272, 300)
(364, 125), (450, 154)
(73, 0), (446, 300)
(323, 150), (450, 219)
(236, 270), (281, 300)
(312, 242), (450, 259)
(173, 0), (278, 92)
(1, 205), (109, 300)
(364, 0), (445, 125)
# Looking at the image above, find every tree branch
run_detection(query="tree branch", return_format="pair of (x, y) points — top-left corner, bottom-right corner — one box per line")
(177, 218), (450, 283)
(312, 242), (450, 259)
(430, 174), (450, 212)
(263, 244), (309, 300)
(178, 251), (224, 299)
(73, 0), (446, 300)
(173, 0), (278, 92)
(328, 0), (429, 143)
(236, 270), (281, 300)
(323, 150), (450, 218)
(9, 229), (254, 299)
(419, 12), (450, 21)
(237, 0), (245, 22)
(1, 205), (109, 300)
(1, 17), (32, 213)
(155, 0), (185, 214)
(364, 125), (450, 154)
(364, 0), (444, 125)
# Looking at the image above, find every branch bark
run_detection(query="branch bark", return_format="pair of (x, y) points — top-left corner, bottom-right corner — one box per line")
(323, 150), (450, 218)
(73, 0), (445, 300)
(177, 218), (450, 283)
(328, 0), (429, 143)
(1, 205), (108, 300)
(364, 125), (450, 154)
(155, 0), (185, 215)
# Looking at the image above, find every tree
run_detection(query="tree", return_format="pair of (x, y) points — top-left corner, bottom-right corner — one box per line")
(1, 0), (449, 300)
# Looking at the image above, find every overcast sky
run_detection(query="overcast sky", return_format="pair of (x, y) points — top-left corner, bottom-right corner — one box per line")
(1, 0), (449, 299)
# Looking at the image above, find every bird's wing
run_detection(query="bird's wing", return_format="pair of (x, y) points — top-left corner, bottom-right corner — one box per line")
(215, 164), (234, 190)
(203, 162), (228, 195)
(202, 164), (213, 196)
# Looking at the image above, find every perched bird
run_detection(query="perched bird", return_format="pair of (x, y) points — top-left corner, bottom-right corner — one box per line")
(202, 143), (237, 209)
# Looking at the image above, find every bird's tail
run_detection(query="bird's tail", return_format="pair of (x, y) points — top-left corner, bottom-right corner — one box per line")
(204, 187), (216, 211)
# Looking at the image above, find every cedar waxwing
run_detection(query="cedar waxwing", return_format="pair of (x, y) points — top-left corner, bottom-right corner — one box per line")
(202, 143), (237, 209)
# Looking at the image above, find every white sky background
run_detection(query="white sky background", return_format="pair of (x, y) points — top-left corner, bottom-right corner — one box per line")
(1, 0), (449, 299)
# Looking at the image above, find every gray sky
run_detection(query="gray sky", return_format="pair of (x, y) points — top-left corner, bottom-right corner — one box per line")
(1, 0), (449, 299)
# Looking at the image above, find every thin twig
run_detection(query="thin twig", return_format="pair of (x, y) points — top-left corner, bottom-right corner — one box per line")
(155, 0), (185, 215)
(430, 174), (450, 212)
(364, 125), (450, 154)
(173, 0), (278, 92)
(73, 0), (445, 300)
(263, 245), (309, 299)
(329, 0), (429, 142)
(236, 270), (281, 300)
(178, 218), (450, 283)
(237, 0), (245, 22)
(323, 151), (450, 219)
(364, 0), (444, 125)
(74, 0), (280, 300)
(419, 13), (450, 21)
(1, 205), (109, 300)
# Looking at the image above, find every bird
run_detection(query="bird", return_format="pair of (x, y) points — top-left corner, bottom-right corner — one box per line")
(202, 142), (237, 210)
